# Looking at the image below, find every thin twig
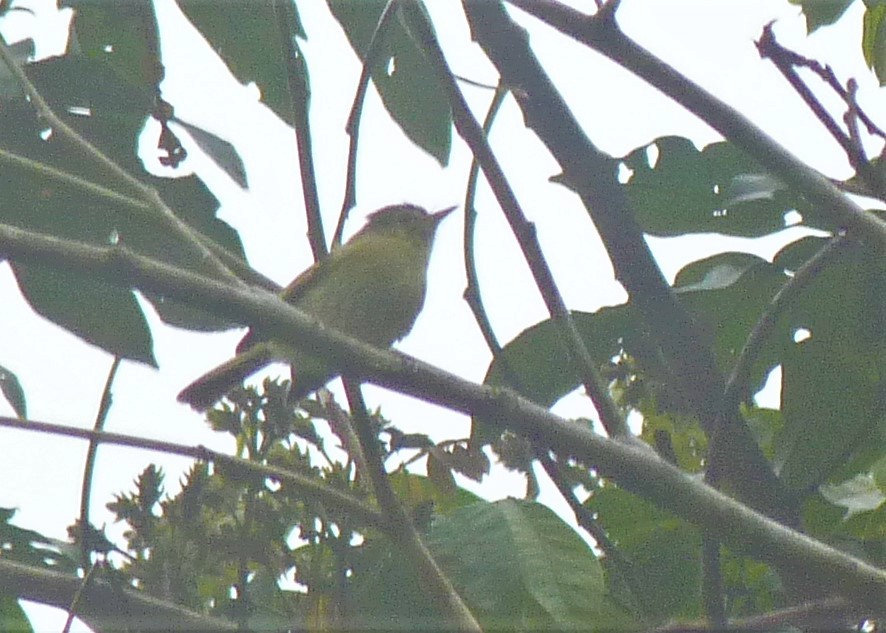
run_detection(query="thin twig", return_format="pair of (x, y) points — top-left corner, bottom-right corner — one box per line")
(756, 25), (883, 195)
(78, 356), (121, 569)
(758, 26), (886, 140)
(0, 415), (384, 528)
(461, 82), (640, 611)
(335, 0), (402, 248)
(462, 81), (525, 388)
(721, 234), (850, 419)
(273, 0), (327, 262)
(342, 380), (482, 632)
(62, 561), (99, 633)
(707, 233), (850, 478)
(461, 83), (639, 603)
(701, 537), (726, 627)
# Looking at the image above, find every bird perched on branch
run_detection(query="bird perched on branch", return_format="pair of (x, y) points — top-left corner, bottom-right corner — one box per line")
(178, 203), (455, 411)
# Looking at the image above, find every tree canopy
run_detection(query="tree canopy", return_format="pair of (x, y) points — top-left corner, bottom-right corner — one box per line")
(0, 1), (883, 631)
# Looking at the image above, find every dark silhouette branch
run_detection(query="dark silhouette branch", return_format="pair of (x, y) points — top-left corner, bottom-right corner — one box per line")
(343, 382), (481, 632)
(78, 356), (121, 569)
(273, 0), (327, 261)
(462, 1), (790, 524)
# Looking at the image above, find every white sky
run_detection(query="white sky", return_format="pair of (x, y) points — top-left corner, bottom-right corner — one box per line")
(0, 0), (878, 630)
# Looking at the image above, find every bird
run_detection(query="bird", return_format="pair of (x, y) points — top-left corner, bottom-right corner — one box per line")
(177, 203), (455, 411)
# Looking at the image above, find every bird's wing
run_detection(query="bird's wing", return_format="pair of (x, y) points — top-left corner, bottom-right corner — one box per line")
(235, 247), (347, 353)
(278, 255), (326, 303)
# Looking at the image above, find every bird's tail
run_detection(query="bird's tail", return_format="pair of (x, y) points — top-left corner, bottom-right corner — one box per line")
(177, 344), (274, 412)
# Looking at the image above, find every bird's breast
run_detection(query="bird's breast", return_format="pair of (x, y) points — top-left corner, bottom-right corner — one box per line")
(297, 233), (430, 346)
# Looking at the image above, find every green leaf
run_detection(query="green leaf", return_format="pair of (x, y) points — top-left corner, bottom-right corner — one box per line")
(178, 0), (298, 125)
(741, 406), (784, 461)
(0, 507), (79, 573)
(675, 253), (787, 384)
(477, 253), (787, 444)
(805, 480), (886, 541)
(426, 500), (627, 630)
(863, 3), (886, 84)
(12, 263), (156, 366)
(820, 474), (885, 518)
(618, 136), (802, 237)
(718, 548), (783, 617)
(65, 1), (252, 186)
(0, 595), (32, 633)
(586, 486), (701, 620)
(639, 413), (708, 472)
(673, 251), (763, 292)
(774, 244), (885, 492)
(0, 39), (35, 100)
(481, 305), (646, 411)
(874, 454), (886, 490)
(801, 492), (849, 538)
(0, 364), (27, 419)
(842, 502), (886, 539)
(426, 449), (458, 496)
(388, 472), (484, 517)
(327, 0), (452, 165)
(790, 0), (854, 32)
(0, 56), (243, 348)
(63, 0), (162, 96)
(350, 499), (631, 630)
(778, 340), (882, 492)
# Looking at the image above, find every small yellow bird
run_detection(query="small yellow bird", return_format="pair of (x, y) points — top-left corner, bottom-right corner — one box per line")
(178, 203), (455, 411)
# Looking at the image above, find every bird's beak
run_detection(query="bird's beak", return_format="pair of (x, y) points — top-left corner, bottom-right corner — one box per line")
(431, 205), (457, 224)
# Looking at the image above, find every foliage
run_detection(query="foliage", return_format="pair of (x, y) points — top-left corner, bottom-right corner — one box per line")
(0, 1), (883, 632)
(99, 382), (618, 630)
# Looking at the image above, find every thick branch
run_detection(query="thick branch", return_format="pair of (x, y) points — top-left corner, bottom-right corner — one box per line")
(462, 1), (790, 521)
(0, 558), (238, 632)
(0, 225), (884, 613)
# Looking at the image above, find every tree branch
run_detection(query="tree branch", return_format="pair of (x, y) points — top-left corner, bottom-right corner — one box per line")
(0, 415), (384, 529)
(334, 0), (402, 247)
(0, 224), (884, 613)
(462, 1), (790, 523)
(78, 356), (121, 568)
(0, 558), (239, 632)
(273, 0), (327, 262)
(344, 382), (481, 632)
